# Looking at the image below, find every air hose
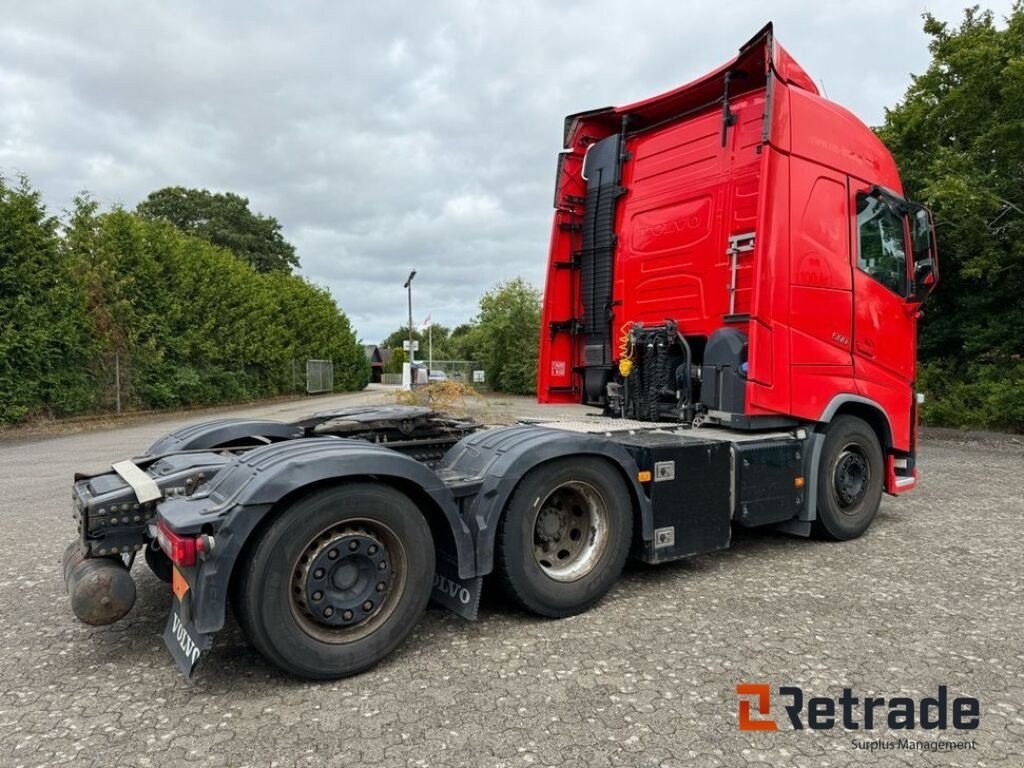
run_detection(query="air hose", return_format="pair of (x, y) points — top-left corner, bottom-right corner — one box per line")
(618, 321), (635, 377)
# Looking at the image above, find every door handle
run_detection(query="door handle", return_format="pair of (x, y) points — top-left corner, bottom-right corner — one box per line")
(856, 339), (875, 357)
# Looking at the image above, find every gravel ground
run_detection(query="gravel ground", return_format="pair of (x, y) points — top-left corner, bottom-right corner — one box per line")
(1, 389), (1022, 767)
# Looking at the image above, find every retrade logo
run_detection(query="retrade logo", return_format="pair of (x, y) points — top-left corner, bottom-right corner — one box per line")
(736, 684), (980, 732)
(737, 684), (778, 731)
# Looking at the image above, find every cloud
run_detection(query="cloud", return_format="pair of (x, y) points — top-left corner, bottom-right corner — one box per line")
(1, 0), (1013, 342)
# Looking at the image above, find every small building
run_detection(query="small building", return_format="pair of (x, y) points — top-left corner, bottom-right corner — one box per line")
(363, 344), (385, 383)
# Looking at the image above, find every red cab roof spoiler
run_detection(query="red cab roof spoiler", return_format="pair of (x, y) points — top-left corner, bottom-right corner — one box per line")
(563, 23), (818, 143)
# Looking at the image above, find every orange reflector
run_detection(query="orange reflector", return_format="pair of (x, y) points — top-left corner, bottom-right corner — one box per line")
(172, 566), (190, 601)
(638, 470), (652, 483)
(794, 476), (805, 488)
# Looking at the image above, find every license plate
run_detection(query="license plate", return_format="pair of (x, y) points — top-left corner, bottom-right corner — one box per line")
(163, 580), (211, 678)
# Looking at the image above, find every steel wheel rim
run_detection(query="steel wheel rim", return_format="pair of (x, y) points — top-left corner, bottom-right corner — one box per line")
(832, 442), (870, 513)
(289, 517), (407, 644)
(531, 480), (609, 582)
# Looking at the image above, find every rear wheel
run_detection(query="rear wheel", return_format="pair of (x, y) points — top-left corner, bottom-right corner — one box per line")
(233, 484), (433, 679)
(812, 415), (884, 541)
(495, 458), (632, 617)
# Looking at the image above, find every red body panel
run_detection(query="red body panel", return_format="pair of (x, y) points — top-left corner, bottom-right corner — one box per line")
(538, 24), (922, 486)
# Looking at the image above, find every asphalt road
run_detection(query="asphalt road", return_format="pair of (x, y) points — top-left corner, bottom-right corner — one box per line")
(1, 390), (1022, 767)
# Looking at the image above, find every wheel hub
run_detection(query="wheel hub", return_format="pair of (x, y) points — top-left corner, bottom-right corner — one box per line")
(536, 508), (563, 542)
(833, 448), (869, 508)
(295, 530), (392, 628)
(532, 480), (609, 583)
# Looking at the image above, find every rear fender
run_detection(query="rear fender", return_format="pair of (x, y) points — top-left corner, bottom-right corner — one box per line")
(436, 425), (653, 576)
(159, 438), (473, 634)
(146, 419), (304, 455)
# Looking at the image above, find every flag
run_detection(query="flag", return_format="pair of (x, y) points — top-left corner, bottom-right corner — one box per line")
(421, 314), (431, 330)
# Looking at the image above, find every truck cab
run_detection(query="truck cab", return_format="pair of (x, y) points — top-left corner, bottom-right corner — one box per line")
(538, 23), (938, 495)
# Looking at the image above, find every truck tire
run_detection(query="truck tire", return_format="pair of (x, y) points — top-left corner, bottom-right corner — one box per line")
(232, 483), (434, 679)
(495, 457), (632, 618)
(812, 415), (884, 541)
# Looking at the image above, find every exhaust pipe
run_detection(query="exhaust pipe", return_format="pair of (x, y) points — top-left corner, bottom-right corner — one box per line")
(62, 542), (137, 626)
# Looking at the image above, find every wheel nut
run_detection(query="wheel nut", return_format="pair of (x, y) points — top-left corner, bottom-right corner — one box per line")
(323, 607), (334, 618)
(312, 591), (323, 601)
(376, 582), (386, 592)
(342, 610), (353, 621)
(367, 545), (378, 555)
(327, 549), (338, 560)
(362, 601), (373, 611)
(378, 561), (387, 571)
(313, 568), (325, 579)
(349, 540), (359, 551)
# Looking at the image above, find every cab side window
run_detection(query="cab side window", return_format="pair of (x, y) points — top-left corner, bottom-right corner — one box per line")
(856, 193), (908, 297)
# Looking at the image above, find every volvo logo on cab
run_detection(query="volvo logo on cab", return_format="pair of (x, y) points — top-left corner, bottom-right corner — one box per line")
(737, 684), (980, 731)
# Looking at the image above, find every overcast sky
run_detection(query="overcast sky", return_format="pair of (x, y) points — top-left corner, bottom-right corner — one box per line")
(0, 1), (1013, 343)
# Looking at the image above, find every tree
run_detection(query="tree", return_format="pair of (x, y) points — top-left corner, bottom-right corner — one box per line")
(136, 187), (298, 273)
(385, 347), (406, 374)
(0, 177), (96, 421)
(877, 5), (1024, 430)
(474, 278), (541, 395)
(448, 323), (485, 362)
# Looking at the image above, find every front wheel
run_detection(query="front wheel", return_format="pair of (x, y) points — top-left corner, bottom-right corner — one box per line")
(812, 415), (884, 541)
(495, 457), (633, 617)
(233, 484), (434, 679)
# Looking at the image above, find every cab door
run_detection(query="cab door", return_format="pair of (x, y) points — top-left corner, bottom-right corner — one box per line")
(849, 183), (916, 384)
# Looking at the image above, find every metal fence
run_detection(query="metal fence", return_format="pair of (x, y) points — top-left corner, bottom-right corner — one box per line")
(422, 360), (489, 391)
(377, 362), (488, 390)
(306, 359), (334, 394)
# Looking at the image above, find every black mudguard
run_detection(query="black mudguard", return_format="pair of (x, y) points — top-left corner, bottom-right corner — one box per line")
(146, 418), (304, 455)
(157, 437), (476, 635)
(435, 425), (654, 576)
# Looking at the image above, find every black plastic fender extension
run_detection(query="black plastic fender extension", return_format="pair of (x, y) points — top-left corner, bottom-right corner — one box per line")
(435, 424), (654, 576)
(157, 438), (477, 635)
(146, 419), (304, 455)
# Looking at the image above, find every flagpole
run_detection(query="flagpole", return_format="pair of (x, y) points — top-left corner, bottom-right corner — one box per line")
(429, 324), (433, 373)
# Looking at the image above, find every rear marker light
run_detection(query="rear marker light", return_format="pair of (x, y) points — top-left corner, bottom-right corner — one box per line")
(156, 519), (196, 567)
(195, 534), (215, 559)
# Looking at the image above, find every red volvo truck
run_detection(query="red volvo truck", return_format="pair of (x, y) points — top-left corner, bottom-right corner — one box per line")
(63, 24), (937, 680)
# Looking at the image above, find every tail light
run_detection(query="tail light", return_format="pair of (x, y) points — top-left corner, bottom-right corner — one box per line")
(156, 518), (197, 567)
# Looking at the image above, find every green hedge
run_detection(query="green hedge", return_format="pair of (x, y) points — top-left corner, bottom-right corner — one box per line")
(0, 177), (368, 424)
(0, 179), (97, 422)
(918, 361), (1024, 433)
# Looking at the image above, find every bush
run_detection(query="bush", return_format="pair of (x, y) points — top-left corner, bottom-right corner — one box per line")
(0, 179), (367, 424)
(918, 361), (1024, 432)
(474, 278), (541, 395)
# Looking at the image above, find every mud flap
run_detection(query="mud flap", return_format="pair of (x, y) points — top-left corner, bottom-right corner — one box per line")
(430, 554), (482, 620)
(163, 603), (213, 678)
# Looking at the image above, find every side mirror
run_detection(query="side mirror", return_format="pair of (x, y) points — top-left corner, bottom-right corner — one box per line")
(907, 204), (938, 302)
(915, 259), (935, 284)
